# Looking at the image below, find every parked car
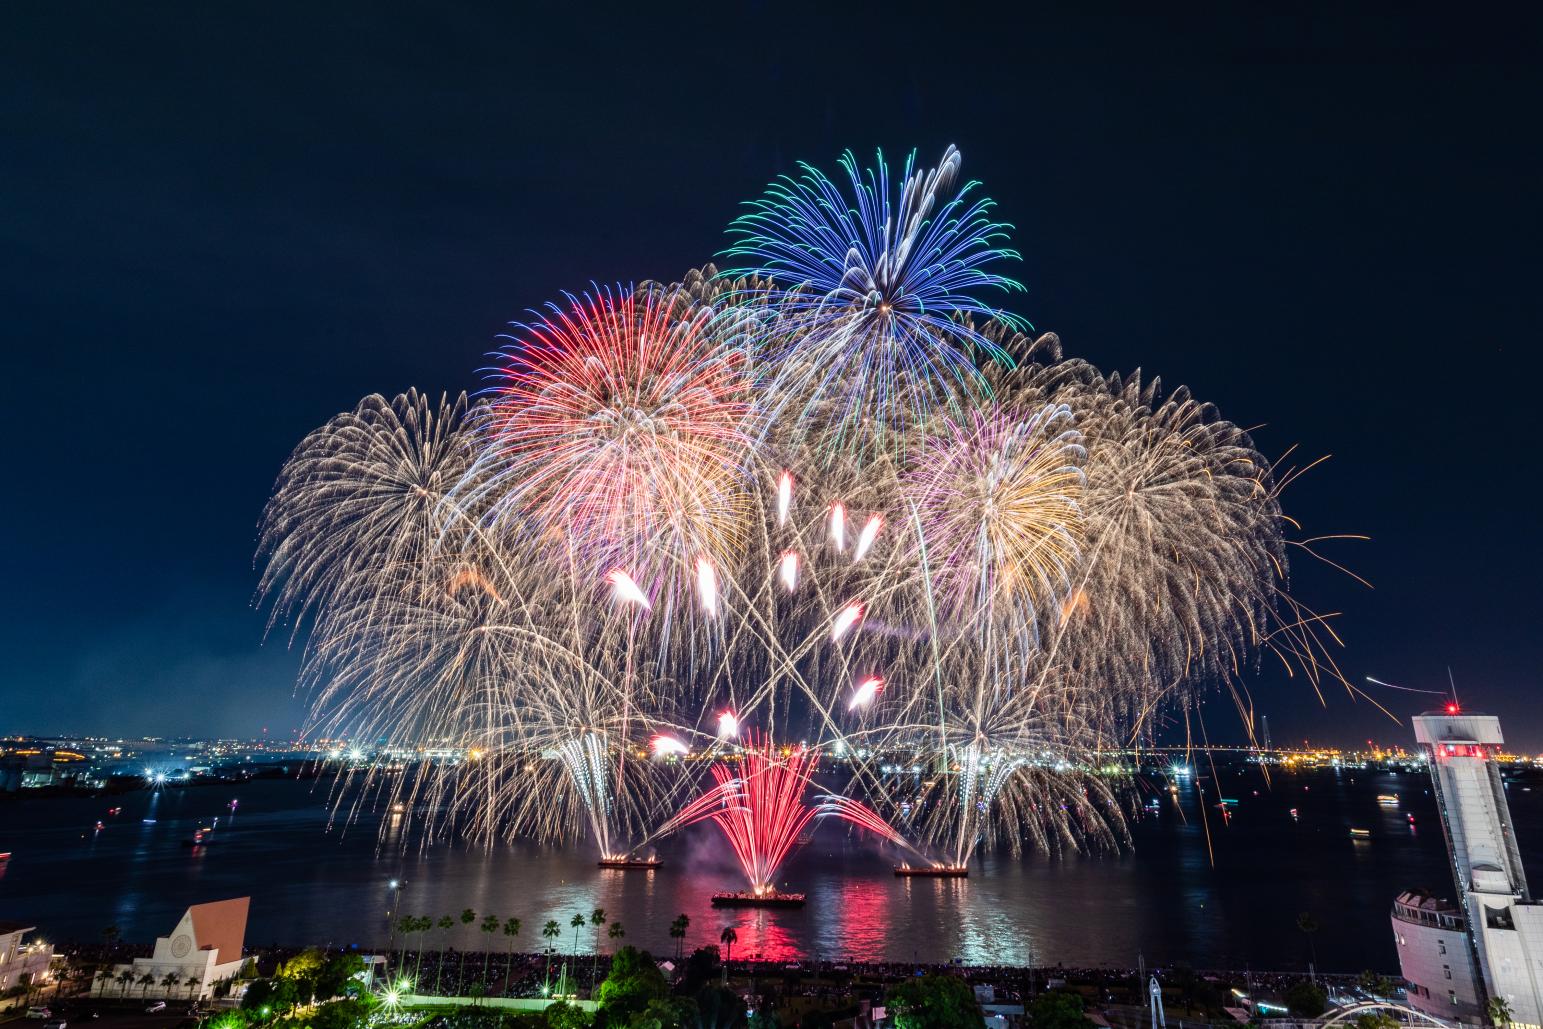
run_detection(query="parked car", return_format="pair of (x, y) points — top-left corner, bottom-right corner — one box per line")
(43, 1019), (67, 1029)
(26, 1007), (51, 1020)
(145, 1001), (167, 1014)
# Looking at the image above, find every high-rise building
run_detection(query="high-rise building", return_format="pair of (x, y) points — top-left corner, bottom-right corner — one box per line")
(1397, 710), (1543, 1026)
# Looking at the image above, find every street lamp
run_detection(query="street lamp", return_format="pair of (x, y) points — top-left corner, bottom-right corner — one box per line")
(385, 880), (406, 975)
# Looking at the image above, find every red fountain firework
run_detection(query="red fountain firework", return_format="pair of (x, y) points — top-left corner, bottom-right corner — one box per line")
(655, 738), (913, 895)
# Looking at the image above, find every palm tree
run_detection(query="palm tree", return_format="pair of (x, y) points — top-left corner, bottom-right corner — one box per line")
(720, 927), (738, 982)
(137, 971), (156, 998)
(115, 969), (134, 997)
(501, 918), (521, 996)
(1296, 912), (1320, 976)
(569, 913), (586, 989)
(1490, 996), (1514, 1028)
(589, 908), (607, 990)
(160, 971), (181, 998)
(408, 916), (428, 984)
(395, 916), (415, 979)
(541, 920), (561, 991)
(185, 973), (203, 1002)
(479, 914), (499, 989)
(94, 967), (114, 997)
(434, 915), (454, 995)
(457, 908), (476, 992)
(669, 914), (690, 966)
(604, 925), (623, 975)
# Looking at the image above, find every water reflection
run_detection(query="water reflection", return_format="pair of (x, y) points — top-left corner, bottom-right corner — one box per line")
(1, 765), (1532, 972)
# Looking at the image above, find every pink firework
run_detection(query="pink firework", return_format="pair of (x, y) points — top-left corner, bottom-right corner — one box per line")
(656, 738), (910, 893)
(479, 285), (754, 585)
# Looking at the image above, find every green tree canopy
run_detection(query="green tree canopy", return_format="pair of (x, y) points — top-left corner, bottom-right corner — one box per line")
(597, 946), (668, 1023)
(1028, 991), (1093, 1029)
(241, 977), (300, 1016)
(307, 998), (371, 1029)
(278, 949), (327, 983)
(889, 974), (982, 1029)
(1353, 1013), (1400, 1029)
(314, 953), (367, 1001)
(626, 997), (698, 1029)
(1285, 980), (1328, 1018)
(692, 986), (747, 1029)
(543, 999), (593, 1029)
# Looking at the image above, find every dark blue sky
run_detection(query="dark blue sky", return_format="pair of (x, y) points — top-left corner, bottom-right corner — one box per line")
(3, 6), (1538, 746)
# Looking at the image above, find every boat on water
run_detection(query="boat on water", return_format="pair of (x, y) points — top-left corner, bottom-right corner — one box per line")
(1377, 794), (1399, 806)
(711, 891), (806, 909)
(1350, 827), (1372, 838)
(182, 825), (218, 848)
(894, 864), (968, 878)
(597, 856), (662, 870)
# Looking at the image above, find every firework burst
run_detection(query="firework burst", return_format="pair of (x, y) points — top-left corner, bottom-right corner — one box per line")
(723, 146), (1025, 453)
(902, 404), (1086, 651)
(255, 145), (1362, 871)
(468, 284), (756, 595)
(257, 389), (479, 633)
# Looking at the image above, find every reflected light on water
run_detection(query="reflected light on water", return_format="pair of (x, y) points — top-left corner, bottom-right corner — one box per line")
(0, 769), (1502, 971)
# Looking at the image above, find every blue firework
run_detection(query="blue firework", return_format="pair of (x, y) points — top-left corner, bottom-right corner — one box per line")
(721, 145), (1028, 450)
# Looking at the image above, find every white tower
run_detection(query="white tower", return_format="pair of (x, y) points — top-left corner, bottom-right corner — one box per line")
(1415, 709), (1543, 1024)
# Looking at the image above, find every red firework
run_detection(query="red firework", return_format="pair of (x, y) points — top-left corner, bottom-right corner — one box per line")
(482, 286), (753, 582)
(656, 738), (911, 894)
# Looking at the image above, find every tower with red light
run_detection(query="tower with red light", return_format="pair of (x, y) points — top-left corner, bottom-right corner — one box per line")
(1410, 709), (1543, 1026)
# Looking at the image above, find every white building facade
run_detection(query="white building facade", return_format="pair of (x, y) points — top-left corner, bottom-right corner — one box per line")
(0, 922), (54, 998)
(1391, 889), (1483, 1023)
(1408, 712), (1543, 1027)
(94, 898), (249, 1002)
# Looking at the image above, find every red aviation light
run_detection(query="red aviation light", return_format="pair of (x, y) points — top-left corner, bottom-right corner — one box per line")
(1440, 743), (1487, 760)
(1446, 702), (1460, 714)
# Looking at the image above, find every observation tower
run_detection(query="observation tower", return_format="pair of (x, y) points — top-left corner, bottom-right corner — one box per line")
(1397, 709), (1543, 1025)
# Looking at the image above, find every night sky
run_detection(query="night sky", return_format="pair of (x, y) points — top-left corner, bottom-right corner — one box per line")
(4, 6), (1539, 747)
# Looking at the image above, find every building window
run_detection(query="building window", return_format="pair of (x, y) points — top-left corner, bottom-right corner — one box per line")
(1444, 966), (1452, 979)
(1450, 991), (1458, 1006)
(1439, 941), (1447, 954)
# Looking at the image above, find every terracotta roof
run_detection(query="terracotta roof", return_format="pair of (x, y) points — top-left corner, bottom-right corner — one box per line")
(188, 897), (248, 965)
